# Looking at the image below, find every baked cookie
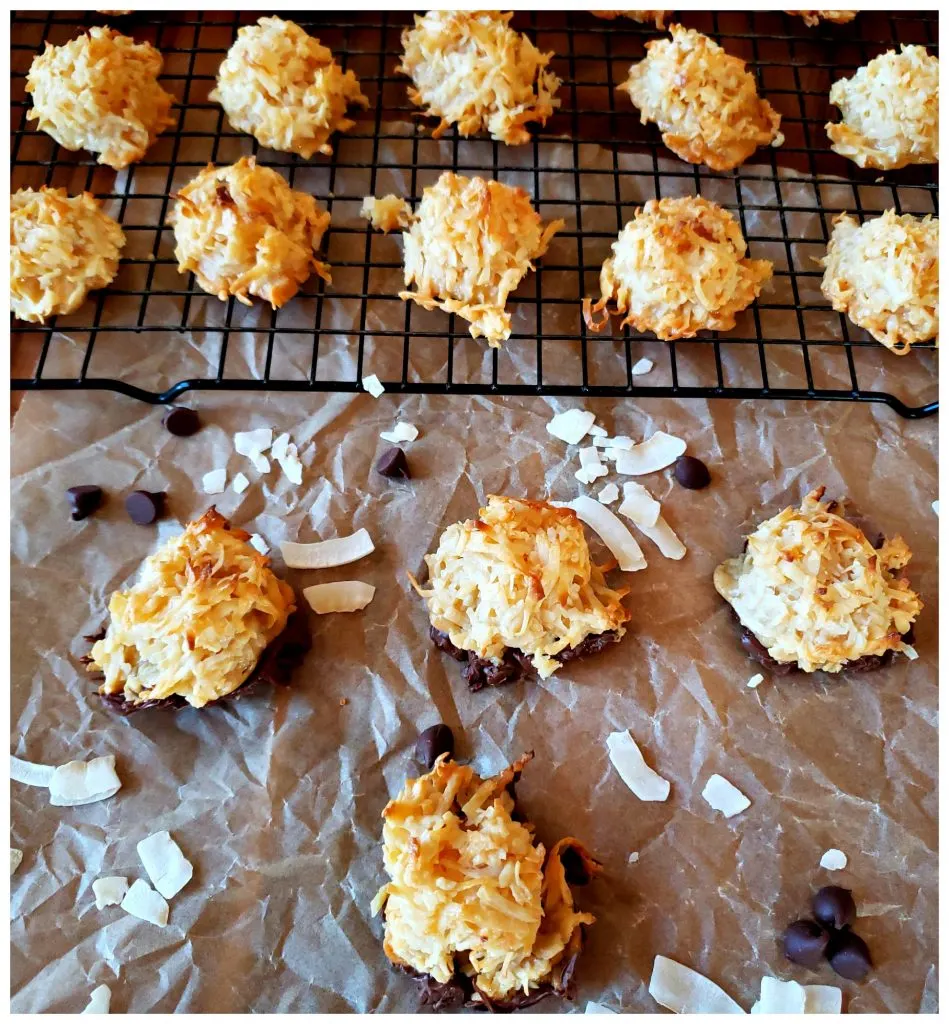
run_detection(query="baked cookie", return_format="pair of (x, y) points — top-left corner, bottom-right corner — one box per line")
(398, 10), (561, 145)
(26, 26), (174, 170)
(372, 748), (599, 1008)
(714, 488), (922, 675)
(87, 509), (307, 710)
(826, 45), (938, 170)
(591, 11), (670, 28)
(10, 187), (125, 324)
(172, 156), (331, 308)
(821, 210), (938, 354)
(393, 171), (562, 346)
(584, 196), (773, 339)
(210, 16), (368, 160)
(618, 24), (783, 171)
(787, 11), (858, 27)
(412, 495), (629, 689)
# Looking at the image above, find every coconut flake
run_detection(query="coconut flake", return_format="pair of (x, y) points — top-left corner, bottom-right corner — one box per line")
(234, 428), (273, 457)
(11, 848), (23, 875)
(249, 451), (271, 475)
(900, 644), (919, 660)
(606, 435), (635, 451)
(757, 977), (806, 1014)
(649, 956), (745, 1015)
(280, 529), (375, 569)
(137, 831), (193, 899)
(362, 374), (385, 398)
(248, 533), (270, 555)
(576, 465), (609, 485)
(547, 408), (596, 445)
(628, 851), (640, 863)
(271, 433), (303, 485)
(632, 357), (654, 375)
(932, 500), (939, 516)
(82, 984), (112, 1015)
(598, 483), (620, 505)
(606, 730), (670, 802)
(803, 985), (842, 1014)
(701, 774), (751, 818)
(635, 515), (687, 560)
(614, 431), (687, 475)
(201, 468), (227, 495)
(617, 481), (661, 528)
(271, 432), (290, 462)
(584, 1002), (617, 1014)
(232, 472), (250, 494)
(555, 496), (647, 572)
(303, 581), (376, 614)
(820, 848), (848, 871)
(588, 425), (608, 438)
(120, 878), (169, 927)
(746, 673), (765, 689)
(92, 875), (129, 909)
(49, 756), (122, 807)
(579, 446), (603, 469)
(380, 421), (419, 444)
(10, 756), (55, 788)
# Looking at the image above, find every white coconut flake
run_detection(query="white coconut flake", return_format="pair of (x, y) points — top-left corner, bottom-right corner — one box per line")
(271, 433), (303, 485)
(858, 902), (900, 918)
(597, 482), (620, 505)
(617, 481), (661, 528)
(271, 432), (290, 462)
(628, 851), (640, 863)
(649, 956), (745, 1015)
(614, 431), (687, 475)
(93, 875), (129, 910)
(10, 756), (55, 788)
(547, 408), (596, 445)
(234, 428), (273, 457)
(635, 515), (687, 560)
(584, 1002), (617, 1014)
(201, 468), (227, 495)
(606, 435), (635, 451)
(756, 977), (806, 1014)
(579, 446), (603, 469)
(11, 848), (23, 876)
(137, 830), (193, 900)
(362, 374), (385, 398)
(249, 451), (271, 475)
(588, 424), (608, 438)
(232, 472), (250, 494)
(82, 984), (112, 1015)
(900, 644), (919, 660)
(702, 774), (751, 818)
(303, 581), (376, 614)
(576, 465), (609, 485)
(932, 500), (939, 516)
(248, 533), (270, 555)
(606, 730), (670, 802)
(49, 756), (122, 807)
(380, 421), (419, 444)
(120, 878), (169, 927)
(820, 848), (848, 871)
(746, 673), (765, 689)
(802, 985), (843, 1014)
(280, 529), (375, 569)
(554, 496), (647, 572)
(632, 357), (654, 375)
(592, 435), (612, 447)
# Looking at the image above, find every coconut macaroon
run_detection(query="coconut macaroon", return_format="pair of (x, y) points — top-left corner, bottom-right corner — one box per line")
(619, 25), (783, 171)
(373, 751), (599, 1008)
(398, 10), (561, 146)
(826, 45), (939, 170)
(10, 187), (125, 324)
(591, 11), (670, 28)
(209, 16), (368, 160)
(714, 488), (922, 675)
(172, 156), (332, 308)
(585, 196), (773, 339)
(87, 509), (305, 711)
(26, 26), (174, 170)
(412, 496), (630, 689)
(821, 210), (938, 354)
(787, 11), (858, 27)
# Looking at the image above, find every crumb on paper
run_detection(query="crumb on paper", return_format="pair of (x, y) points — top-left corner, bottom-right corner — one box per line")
(339, 698), (348, 706)
(362, 374), (385, 398)
(120, 878), (169, 927)
(81, 984), (112, 1015)
(11, 848), (23, 876)
(361, 193), (413, 233)
(547, 408), (596, 445)
(746, 673), (765, 689)
(202, 468), (227, 495)
(137, 830), (193, 899)
(613, 431), (687, 476)
(649, 955), (745, 1014)
(598, 482), (620, 505)
(932, 500), (939, 516)
(303, 580), (376, 614)
(820, 848), (848, 871)
(232, 472), (250, 494)
(234, 427), (273, 457)
(92, 875), (129, 909)
(606, 729), (670, 802)
(632, 357), (654, 375)
(701, 774), (751, 818)
(380, 421), (419, 444)
(48, 755), (122, 807)
(628, 851), (640, 863)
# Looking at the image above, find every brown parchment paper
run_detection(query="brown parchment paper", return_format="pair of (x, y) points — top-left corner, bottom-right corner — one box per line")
(10, 385), (937, 1014)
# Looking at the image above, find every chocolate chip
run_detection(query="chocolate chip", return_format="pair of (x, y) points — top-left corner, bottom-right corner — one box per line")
(783, 919), (830, 967)
(376, 446), (411, 480)
(560, 845), (592, 886)
(66, 485), (103, 521)
(674, 454), (711, 490)
(415, 724), (454, 770)
(125, 490), (166, 525)
(827, 930), (872, 982)
(163, 407), (201, 437)
(813, 886), (856, 930)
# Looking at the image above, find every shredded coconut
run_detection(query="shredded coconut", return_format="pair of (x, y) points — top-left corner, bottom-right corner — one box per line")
(788, 11), (857, 26)
(361, 194), (413, 233)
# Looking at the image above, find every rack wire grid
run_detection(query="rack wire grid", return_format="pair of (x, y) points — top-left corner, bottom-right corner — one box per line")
(10, 9), (939, 417)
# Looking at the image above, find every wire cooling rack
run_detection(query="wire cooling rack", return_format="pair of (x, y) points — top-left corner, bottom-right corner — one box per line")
(10, 9), (939, 417)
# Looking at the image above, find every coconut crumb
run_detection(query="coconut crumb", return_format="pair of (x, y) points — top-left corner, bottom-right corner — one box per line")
(361, 194), (413, 233)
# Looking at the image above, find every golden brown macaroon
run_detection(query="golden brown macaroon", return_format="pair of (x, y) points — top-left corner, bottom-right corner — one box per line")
(714, 488), (922, 674)
(826, 45), (938, 170)
(26, 26), (174, 170)
(88, 509), (298, 709)
(787, 11), (858, 27)
(209, 16), (368, 159)
(372, 750), (599, 1007)
(820, 210), (938, 354)
(618, 24), (783, 171)
(591, 11), (670, 28)
(398, 10), (561, 145)
(172, 156), (331, 308)
(10, 187), (125, 324)
(584, 195), (773, 340)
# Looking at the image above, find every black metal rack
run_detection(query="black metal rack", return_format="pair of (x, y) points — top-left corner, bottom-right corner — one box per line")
(10, 9), (938, 417)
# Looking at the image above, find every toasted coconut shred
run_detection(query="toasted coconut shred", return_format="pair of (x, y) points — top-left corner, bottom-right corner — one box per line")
(398, 171), (563, 346)
(412, 496), (629, 678)
(360, 194), (413, 234)
(821, 210), (938, 354)
(26, 27), (174, 170)
(88, 508), (296, 708)
(619, 25), (783, 171)
(172, 156), (331, 308)
(827, 45), (939, 170)
(591, 12), (670, 28)
(10, 187), (125, 324)
(713, 488), (922, 673)
(584, 196), (773, 339)
(372, 753), (599, 1003)
(787, 11), (858, 27)
(399, 10), (561, 146)
(210, 16), (368, 159)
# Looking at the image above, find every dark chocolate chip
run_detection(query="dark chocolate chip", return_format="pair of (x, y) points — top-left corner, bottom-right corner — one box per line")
(415, 724), (454, 770)
(376, 446), (411, 480)
(783, 919), (830, 968)
(66, 485), (104, 521)
(827, 930), (872, 982)
(125, 490), (166, 525)
(560, 845), (592, 886)
(813, 886), (856, 930)
(163, 407), (201, 437)
(674, 454), (711, 490)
